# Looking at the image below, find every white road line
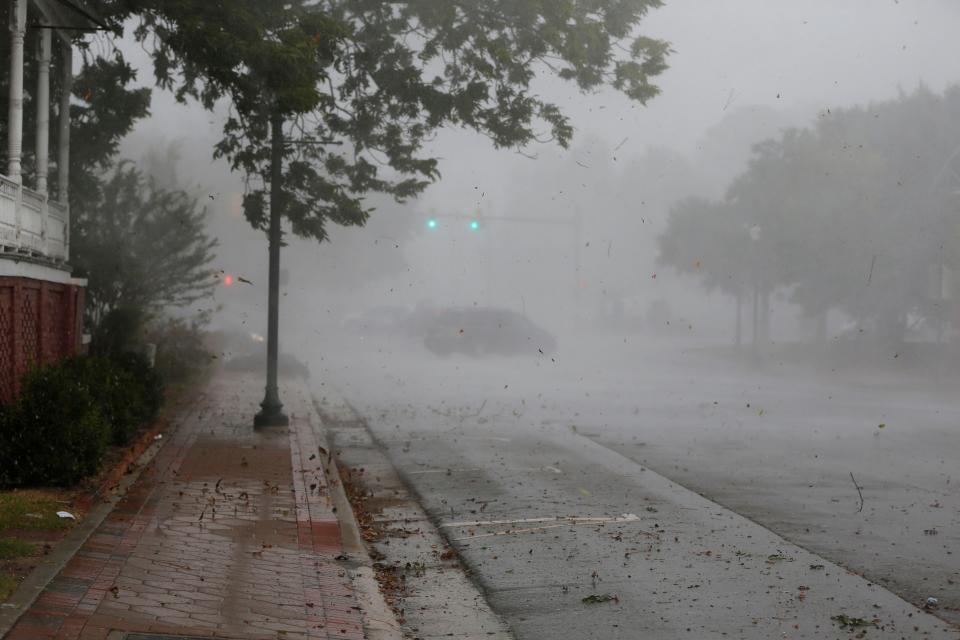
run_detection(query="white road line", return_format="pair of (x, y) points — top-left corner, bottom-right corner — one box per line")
(442, 513), (639, 528)
(451, 522), (572, 541)
(448, 514), (650, 541)
(409, 465), (563, 476)
(408, 467), (482, 475)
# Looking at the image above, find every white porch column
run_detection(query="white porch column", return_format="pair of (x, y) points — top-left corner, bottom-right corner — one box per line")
(36, 28), (52, 196)
(58, 45), (72, 203)
(7, 0), (28, 182)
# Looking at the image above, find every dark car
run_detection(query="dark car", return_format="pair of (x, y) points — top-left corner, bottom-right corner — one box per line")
(423, 307), (557, 357)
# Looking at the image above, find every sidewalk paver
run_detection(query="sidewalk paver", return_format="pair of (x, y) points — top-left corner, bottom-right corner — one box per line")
(4, 372), (365, 640)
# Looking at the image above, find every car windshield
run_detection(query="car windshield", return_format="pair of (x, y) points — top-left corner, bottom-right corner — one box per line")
(1, 2), (958, 639)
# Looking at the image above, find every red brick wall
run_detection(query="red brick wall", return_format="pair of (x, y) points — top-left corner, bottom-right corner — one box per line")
(0, 276), (85, 404)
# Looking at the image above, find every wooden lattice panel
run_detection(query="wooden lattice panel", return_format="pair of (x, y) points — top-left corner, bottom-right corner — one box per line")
(20, 286), (41, 370)
(0, 286), (13, 403)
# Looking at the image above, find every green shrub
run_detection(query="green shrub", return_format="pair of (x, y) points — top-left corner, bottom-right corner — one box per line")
(90, 307), (144, 357)
(0, 350), (166, 488)
(146, 316), (211, 385)
(112, 352), (163, 425)
(57, 353), (163, 447)
(0, 363), (110, 487)
(57, 356), (141, 446)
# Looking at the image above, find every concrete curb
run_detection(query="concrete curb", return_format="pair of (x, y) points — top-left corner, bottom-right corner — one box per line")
(303, 389), (403, 640)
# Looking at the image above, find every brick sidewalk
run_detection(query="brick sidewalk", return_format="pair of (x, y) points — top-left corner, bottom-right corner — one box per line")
(4, 372), (366, 640)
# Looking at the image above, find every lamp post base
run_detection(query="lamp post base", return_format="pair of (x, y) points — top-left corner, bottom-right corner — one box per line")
(254, 397), (289, 428)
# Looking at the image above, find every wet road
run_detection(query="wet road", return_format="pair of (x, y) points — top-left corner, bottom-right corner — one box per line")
(302, 330), (960, 637)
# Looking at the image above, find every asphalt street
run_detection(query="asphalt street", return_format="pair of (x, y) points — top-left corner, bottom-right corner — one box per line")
(303, 330), (960, 638)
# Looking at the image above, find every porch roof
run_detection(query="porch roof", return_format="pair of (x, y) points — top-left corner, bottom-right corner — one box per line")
(29, 0), (108, 32)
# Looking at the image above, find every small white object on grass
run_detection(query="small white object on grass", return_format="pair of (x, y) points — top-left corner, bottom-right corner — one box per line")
(56, 511), (76, 520)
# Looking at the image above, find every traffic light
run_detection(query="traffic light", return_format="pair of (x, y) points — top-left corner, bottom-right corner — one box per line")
(425, 216), (482, 231)
(223, 274), (234, 286)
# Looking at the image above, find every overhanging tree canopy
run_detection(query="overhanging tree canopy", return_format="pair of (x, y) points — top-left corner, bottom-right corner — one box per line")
(99, 1), (670, 240)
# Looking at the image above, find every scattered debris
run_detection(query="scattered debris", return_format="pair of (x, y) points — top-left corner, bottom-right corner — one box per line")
(925, 597), (939, 609)
(439, 548), (457, 561)
(831, 614), (876, 629)
(849, 472), (864, 513)
(582, 594), (619, 604)
(56, 511), (76, 520)
(766, 552), (794, 564)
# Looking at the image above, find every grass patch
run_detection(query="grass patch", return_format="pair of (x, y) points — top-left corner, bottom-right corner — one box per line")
(0, 574), (16, 601)
(0, 491), (75, 533)
(0, 538), (36, 560)
(0, 491), (77, 604)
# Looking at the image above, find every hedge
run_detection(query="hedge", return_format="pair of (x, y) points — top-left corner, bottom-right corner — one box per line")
(0, 353), (163, 488)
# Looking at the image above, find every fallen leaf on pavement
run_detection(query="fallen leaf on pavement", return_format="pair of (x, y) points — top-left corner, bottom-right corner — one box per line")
(831, 614), (876, 629)
(582, 594), (619, 604)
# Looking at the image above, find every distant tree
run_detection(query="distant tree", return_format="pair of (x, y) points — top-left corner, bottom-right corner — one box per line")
(657, 197), (757, 346)
(659, 197), (751, 297)
(72, 162), (217, 327)
(658, 85), (960, 350)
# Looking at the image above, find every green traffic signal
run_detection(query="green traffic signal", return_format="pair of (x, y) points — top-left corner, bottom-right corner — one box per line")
(426, 217), (481, 231)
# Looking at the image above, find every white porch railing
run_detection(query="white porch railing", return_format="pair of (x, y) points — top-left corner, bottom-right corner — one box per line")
(0, 172), (68, 263)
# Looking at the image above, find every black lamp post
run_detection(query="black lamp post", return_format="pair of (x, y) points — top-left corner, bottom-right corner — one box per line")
(254, 109), (289, 428)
